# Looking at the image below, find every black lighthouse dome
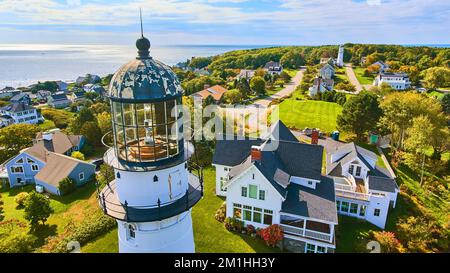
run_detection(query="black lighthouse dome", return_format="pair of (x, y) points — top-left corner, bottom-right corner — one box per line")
(108, 35), (183, 103)
(107, 34), (184, 165)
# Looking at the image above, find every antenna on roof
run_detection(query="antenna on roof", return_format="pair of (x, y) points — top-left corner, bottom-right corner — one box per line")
(140, 8), (144, 38)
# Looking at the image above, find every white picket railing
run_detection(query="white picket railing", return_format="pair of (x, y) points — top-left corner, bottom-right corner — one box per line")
(280, 224), (332, 243)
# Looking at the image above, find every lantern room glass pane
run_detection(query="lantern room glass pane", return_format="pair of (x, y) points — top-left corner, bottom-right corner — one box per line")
(153, 101), (166, 125)
(113, 102), (122, 124)
(123, 103), (136, 126)
(166, 100), (176, 123)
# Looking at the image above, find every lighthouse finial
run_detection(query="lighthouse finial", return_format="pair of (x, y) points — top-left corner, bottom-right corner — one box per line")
(140, 8), (144, 38)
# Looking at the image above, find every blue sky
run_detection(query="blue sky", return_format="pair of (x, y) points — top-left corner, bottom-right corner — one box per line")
(0, 0), (449, 45)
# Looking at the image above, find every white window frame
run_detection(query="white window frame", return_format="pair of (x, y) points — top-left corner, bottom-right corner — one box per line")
(374, 208), (381, 217)
(79, 172), (85, 181)
(305, 243), (327, 253)
(31, 164), (39, 171)
(126, 223), (136, 241)
(10, 165), (24, 174)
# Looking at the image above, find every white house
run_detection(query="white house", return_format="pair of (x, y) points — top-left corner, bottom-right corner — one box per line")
(264, 61), (283, 75)
(0, 102), (43, 125)
(373, 72), (411, 90)
(373, 61), (390, 72)
(320, 64), (335, 80)
(326, 143), (399, 229)
(213, 121), (338, 253)
(309, 76), (334, 97)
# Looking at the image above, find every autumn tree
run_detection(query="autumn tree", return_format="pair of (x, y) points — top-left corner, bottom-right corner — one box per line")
(337, 92), (382, 140)
(223, 89), (242, 104)
(250, 76), (266, 96)
(422, 67), (450, 89)
(0, 124), (39, 163)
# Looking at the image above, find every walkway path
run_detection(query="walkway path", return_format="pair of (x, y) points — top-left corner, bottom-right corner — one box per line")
(344, 63), (364, 93)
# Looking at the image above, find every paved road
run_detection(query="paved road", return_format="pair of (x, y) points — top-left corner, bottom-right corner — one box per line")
(250, 70), (304, 108)
(344, 63), (364, 93)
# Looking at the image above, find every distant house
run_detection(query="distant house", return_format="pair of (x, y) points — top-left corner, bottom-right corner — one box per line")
(76, 74), (101, 85)
(373, 72), (411, 90)
(10, 93), (31, 105)
(360, 57), (367, 66)
(264, 61), (283, 75)
(320, 64), (335, 80)
(194, 68), (210, 76)
(372, 61), (390, 73)
(326, 143), (398, 229)
(0, 115), (14, 128)
(70, 90), (87, 103)
(236, 70), (256, 81)
(47, 92), (71, 109)
(0, 87), (20, 99)
(55, 81), (69, 91)
(0, 102), (43, 125)
(83, 84), (105, 96)
(191, 85), (228, 104)
(309, 76), (334, 97)
(36, 90), (52, 103)
(3, 130), (93, 195)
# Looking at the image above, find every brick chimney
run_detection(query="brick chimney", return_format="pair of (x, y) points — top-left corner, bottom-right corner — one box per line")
(311, 130), (319, 145)
(251, 146), (262, 162)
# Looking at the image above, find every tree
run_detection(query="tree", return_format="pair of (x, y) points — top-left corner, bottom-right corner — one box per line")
(404, 116), (435, 184)
(441, 93), (450, 114)
(80, 121), (102, 146)
(379, 82), (395, 96)
(223, 89), (242, 104)
(279, 71), (292, 83)
(373, 231), (403, 253)
(97, 112), (112, 135)
(397, 216), (438, 252)
(280, 49), (305, 69)
(96, 164), (114, 188)
(422, 67), (450, 89)
(250, 76), (266, 96)
(237, 78), (251, 99)
(70, 107), (97, 134)
(0, 219), (37, 253)
(71, 151), (85, 161)
(58, 177), (77, 196)
(337, 91), (382, 140)
(366, 64), (381, 74)
(0, 124), (39, 163)
(254, 68), (266, 78)
(23, 192), (53, 228)
(379, 92), (447, 150)
(189, 57), (212, 69)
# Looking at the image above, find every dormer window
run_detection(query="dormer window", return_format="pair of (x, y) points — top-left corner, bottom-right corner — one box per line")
(153, 175), (158, 182)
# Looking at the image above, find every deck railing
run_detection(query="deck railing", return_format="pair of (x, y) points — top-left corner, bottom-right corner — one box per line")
(280, 224), (332, 243)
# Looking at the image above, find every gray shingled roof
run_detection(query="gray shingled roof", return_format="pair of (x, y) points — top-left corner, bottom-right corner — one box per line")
(326, 142), (377, 176)
(281, 176), (338, 223)
(0, 102), (34, 113)
(368, 176), (398, 193)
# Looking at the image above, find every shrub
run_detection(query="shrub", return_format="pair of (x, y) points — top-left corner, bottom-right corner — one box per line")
(373, 231), (404, 253)
(224, 217), (244, 232)
(259, 224), (283, 247)
(58, 177), (77, 196)
(14, 192), (29, 208)
(0, 219), (37, 253)
(214, 202), (226, 223)
(41, 211), (116, 253)
(246, 224), (256, 235)
(71, 151), (85, 161)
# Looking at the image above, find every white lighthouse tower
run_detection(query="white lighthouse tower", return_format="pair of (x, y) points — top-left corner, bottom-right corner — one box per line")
(336, 45), (344, 67)
(98, 26), (203, 253)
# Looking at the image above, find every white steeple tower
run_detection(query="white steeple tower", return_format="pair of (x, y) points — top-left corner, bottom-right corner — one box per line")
(98, 14), (203, 253)
(337, 45), (344, 67)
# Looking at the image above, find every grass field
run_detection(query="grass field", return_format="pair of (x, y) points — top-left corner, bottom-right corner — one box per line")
(82, 167), (280, 253)
(426, 91), (445, 100)
(353, 67), (375, 85)
(277, 100), (343, 133)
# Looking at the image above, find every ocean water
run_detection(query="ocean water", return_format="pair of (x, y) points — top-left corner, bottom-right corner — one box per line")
(0, 44), (265, 89)
(1, 43), (448, 89)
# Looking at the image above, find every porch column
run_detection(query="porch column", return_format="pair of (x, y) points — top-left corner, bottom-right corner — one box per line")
(329, 225), (335, 243)
(302, 219), (306, 236)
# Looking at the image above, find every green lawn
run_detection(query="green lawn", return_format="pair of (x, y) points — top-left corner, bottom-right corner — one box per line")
(38, 120), (56, 131)
(335, 216), (380, 253)
(266, 86), (283, 96)
(283, 69), (298, 78)
(353, 67), (375, 85)
(334, 68), (349, 84)
(82, 167), (281, 253)
(426, 91), (445, 100)
(277, 100), (343, 133)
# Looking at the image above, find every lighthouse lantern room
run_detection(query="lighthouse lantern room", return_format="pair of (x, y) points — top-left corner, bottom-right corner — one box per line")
(98, 22), (203, 253)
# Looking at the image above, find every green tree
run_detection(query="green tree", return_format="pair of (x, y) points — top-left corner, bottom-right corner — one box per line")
(250, 76), (266, 96)
(58, 177), (77, 196)
(80, 121), (102, 146)
(223, 89), (242, 104)
(280, 49), (305, 69)
(24, 192), (53, 228)
(441, 93), (450, 114)
(189, 57), (213, 69)
(337, 91), (382, 140)
(70, 107), (97, 134)
(0, 219), (37, 253)
(96, 164), (115, 188)
(279, 71), (292, 83)
(422, 67), (450, 89)
(237, 78), (251, 99)
(0, 124), (39, 163)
